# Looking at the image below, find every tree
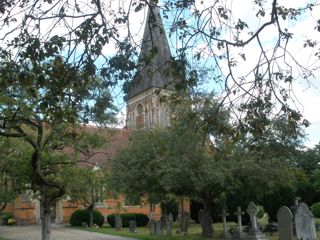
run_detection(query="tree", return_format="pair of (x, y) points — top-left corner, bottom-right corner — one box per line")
(0, 137), (34, 215)
(1, 0), (318, 127)
(64, 166), (108, 227)
(1, 0), (319, 238)
(0, 137), (19, 214)
(112, 94), (299, 237)
(110, 128), (169, 207)
(0, 53), (116, 240)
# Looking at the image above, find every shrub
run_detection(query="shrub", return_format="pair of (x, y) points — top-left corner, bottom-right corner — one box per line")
(257, 205), (265, 219)
(1, 212), (14, 225)
(107, 213), (149, 227)
(311, 202), (320, 218)
(70, 209), (104, 227)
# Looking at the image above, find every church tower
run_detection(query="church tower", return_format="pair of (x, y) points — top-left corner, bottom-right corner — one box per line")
(126, 2), (175, 129)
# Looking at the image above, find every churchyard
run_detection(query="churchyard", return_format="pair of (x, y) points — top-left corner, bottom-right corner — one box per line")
(74, 201), (320, 240)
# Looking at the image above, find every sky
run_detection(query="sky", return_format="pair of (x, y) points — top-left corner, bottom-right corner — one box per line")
(113, 0), (320, 147)
(0, 0), (319, 147)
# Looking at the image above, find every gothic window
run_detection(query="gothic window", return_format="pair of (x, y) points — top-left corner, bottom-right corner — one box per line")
(136, 103), (145, 128)
(146, 104), (152, 127)
(127, 111), (133, 128)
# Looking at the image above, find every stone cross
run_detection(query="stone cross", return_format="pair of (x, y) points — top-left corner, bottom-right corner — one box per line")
(220, 208), (229, 237)
(245, 202), (268, 240)
(277, 206), (293, 240)
(234, 206), (245, 238)
(166, 213), (173, 236)
(295, 203), (317, 240)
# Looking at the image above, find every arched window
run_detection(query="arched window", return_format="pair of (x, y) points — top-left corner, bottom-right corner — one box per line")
(136, 103), (145, 128)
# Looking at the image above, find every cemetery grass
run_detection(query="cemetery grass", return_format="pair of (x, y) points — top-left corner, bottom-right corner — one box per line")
(72, 222), (281, 240)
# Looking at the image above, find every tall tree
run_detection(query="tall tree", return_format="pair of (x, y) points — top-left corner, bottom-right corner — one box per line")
(111, 94), (297, 237)
(0, 54), (116, 240)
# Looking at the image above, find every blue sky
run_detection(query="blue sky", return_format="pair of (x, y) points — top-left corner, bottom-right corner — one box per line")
(111, 0), (320, 147)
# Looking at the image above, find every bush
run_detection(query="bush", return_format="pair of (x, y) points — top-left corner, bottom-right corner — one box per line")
(257, 205), (265, 219)
(70, 209), (104, 227)
(311, 202), (320, 218)
(1, 212), (14, 225)
(107, 213), (149, 227)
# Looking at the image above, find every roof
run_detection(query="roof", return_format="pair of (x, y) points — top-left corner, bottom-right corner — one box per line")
(126, 3), (175, 99)
(64, 127), (131, 168)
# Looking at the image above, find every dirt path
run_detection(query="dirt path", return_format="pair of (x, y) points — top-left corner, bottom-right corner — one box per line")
(0, 224), (137, 240)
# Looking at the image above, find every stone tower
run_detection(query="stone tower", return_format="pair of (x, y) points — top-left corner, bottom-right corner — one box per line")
(126, 2), (175, 129)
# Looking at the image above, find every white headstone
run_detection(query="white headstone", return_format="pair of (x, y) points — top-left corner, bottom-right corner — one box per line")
(277, 206), (293, 240)
(295, 203), (317, 240)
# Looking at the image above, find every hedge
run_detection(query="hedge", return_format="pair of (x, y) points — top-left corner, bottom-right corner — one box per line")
(70, 209), (104, 227)
(107, 213), (149, 227)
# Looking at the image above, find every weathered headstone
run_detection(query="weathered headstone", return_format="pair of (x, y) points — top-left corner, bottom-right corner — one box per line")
(295, 202), (317, 240)
(156, 220), (162, 235)
(166, 213), (173, 236)
(277, 206), (293, 240)
(198, 209), (205, 226)
(234, 206), (245, 239)
(290, 199), (299, 235)
(245, 202), (268, 240)
(160, 214), (167, 233)
(220, 208), (230, 239)
(129, 220), (136, 233)
(115, 214), (122, 230)
(149, 217), (156, 235)
(180, 212), (190, 233)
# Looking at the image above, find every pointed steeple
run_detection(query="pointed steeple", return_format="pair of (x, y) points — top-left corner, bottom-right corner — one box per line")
(126, 2), (174, 99)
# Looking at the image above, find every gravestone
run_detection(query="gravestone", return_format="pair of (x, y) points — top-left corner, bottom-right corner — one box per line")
(160, 214), (166, 233)
(234, 206), (245, 239)
(290, 199), (299, 235)
(198, 209), (205, 226)
(180, 212), (190, 233)
(295, 202), (317, 240)
(166, 213), (173, 236)
(156, 220), (162, 235)
(129, 220), (136, 233)
(277, 206), (293, 240)
(149, 217), (156, 235)
(220, 208), (230, 239)
(245, 202), (268, 240)
(115, 214), (122, 230)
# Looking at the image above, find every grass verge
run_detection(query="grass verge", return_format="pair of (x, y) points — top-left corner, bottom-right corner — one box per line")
(71, 222), (280, 240)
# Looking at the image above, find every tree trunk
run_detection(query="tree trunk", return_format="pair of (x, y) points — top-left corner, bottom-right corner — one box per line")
(200, 202), (213, 238)
(88, 206), (94, 227)
(41, 199), (52, 240)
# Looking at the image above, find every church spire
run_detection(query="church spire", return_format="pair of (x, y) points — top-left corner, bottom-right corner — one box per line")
(125, 1), (175, 129)
(126, 2), (174, 99)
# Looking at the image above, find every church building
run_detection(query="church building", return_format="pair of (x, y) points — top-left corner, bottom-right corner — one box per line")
(126, 1), (176, 129)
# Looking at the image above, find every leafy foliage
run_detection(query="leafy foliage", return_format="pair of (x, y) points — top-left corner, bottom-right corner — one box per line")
(311, 202), (320, 218)
(64, 166), (109, 211)
(0, 212), (14, 225)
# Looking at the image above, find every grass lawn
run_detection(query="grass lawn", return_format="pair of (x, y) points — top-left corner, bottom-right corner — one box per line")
(73, 222), (280, 240)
